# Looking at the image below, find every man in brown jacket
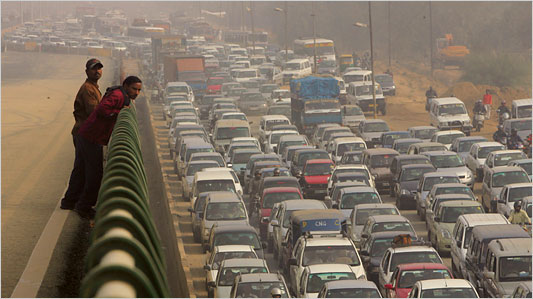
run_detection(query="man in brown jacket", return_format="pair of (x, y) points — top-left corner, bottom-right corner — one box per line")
(60, 58), (103, 219)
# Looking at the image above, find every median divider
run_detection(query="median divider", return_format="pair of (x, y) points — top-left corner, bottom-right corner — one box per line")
(79, 106), (170, 298)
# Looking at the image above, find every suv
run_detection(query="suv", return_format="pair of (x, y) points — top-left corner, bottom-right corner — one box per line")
(357, 119), (391, 148)
(361, 148), (400, 192)
(429, 97), (472, 135)
(229, 273), (289, 298)
(481, 166), (530, 213)
(465, 141), (505, 181)
(482, 150), (527, 178)
(481, 238), (533, 297)
(423, 151), (474, 188)
(496, 183), (533, 217)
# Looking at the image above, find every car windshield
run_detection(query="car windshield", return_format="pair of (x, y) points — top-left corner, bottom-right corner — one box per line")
(423, 177), (460, 191)
(370, 154), (396, 168)
(205, 202), (246, 221)
(508, 187), (533, 202)
(419, 145), (447, 153)
(340, 192), (381, 209)
(355, 208), (399, 225)
(511, 119), (532, 131)
(299, 152), (331, 165)
(435, 186), (474, 198)
(337, 143), (366, 156)
(306, 272), (356, 293)
(494, 152), (526, 166)
(191, 155), (225, 166)
(395, 142), (417, 154)
(517, 162), (532, 175)
(437, 133), (464, 144)
(186, 147), (214, 162)
(263, 192), (301, 209)
(266, 119), (290, 131)
(271, 132), (298, 144)
(233, 152), (260, 164)
(438, 103), (466, 115)
(478, 146), (504, 158)
(364, 122), (390, 132)
(223, 114), (247, 121)
(216, 127), (250, 140)
(319, 60), (336, 67)
(390, 251), (441, 270)
(326, 288), (381, 298)
(492, 171), (530, 188)
(212, 252), (256, 270)
(338, 175), (369, 186)
(237, 70), (257, 78)
(273, 90), (290, 98)
(236, 282), (289, 298)
(376, 75), (393, 83)
(413, 129), (438, 139)
(370, 238), (395, 257)
(343, 106), (363, 116)
(421, 288), (478, 298)
(304, 163), (333, 176)
(401, 167), (435, 181)
(219, 267), (268, 286)
(228, 89), (245, 96)
(344, 74), (364, 83)
(214, 232), (261, 249)
(441, 206), (483, 223)
(430, 155), (464, 168)
(208, 78), (224, 85)
(197, 180), (236, 195)
(371, 222), (413, 234)
(167, 86), (189, 94)
(398, 269), (452, 288)
(342, 152), (362, 164)
(243, 93), (263, 101)
(499, 256), (532, 282)
(458, 140), (484, 152)
(186, 162), (219, 176)
(303, 246), (360, 266)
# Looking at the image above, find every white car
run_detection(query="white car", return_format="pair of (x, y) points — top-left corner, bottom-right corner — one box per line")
(378, 245), (443, 294)
(328, 164), (374, 194)
(288, 235), (366, 296)
(270, 89), (291, 105)
(210, 258), (269, 298)
(496, 183), (533, 217)
(430, 130), (465, 150)
(259, 115), (291, 144)
(265, 130), (299, 154)
(296, 264), (356, 298)
(202, 167), (244, 197)
(429, 97), (473, 136)
(482, 149), (527, 178)
(347, 203), (400, 248)
(464, 141), (505, 181)
(407, 279), (479, 298)
(204, 245), (258, 293)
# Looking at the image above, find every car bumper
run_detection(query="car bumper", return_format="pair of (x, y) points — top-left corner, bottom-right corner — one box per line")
(398, 193), (417, 208)
(303, 187), (328, 199)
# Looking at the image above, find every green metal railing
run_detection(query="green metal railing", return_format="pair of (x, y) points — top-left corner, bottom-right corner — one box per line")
(79, 106), (170, 298)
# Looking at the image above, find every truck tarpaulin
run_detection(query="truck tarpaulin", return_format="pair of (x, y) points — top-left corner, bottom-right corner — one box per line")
(290, 76), (339, 99)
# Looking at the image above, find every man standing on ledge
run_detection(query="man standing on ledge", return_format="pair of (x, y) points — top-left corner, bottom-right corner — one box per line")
(60, 58), (103, 214)
(74, 76), (143, 220)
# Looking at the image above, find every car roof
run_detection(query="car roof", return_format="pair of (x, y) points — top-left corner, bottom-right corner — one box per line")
(489, 149), (525, 156)
(195, 171), (233, 181)
(394, 154), (430, 161)
(220, 258), (267, 268)
(396, 262), (450, 271)
(207, 191), (241, 202)
(341, 186), (377, 193)
(418, 279), (473, 289)
(455, 136), (488, 142)
(233, 148), (262, 155)
(432, 97), (465, 105)
(400, 164), (436, 170)
(324, 279), (379, 290)
(263, 187), (301, 194)
(471, 224), (530, 239)
(191, 152), (222, 157)
(263, 176), (299, 183)
(304, 237), (353, 246)
(390, 245), (437, 253)
(215, 119), (250, 127)
(283, 199), (326, 210)
(394, 138), (423, 144)
(473, 141), (505, 148)
(334, 137), (365, 144)
(434, 194), (473, 200)
(307, 263), (354, 273)
(458, 213), (509, 226)
(306, 159), (333, 165)
(423, 172), (458, 178)
(280, 135), (307, 141)
(363, 148), (399, 155)
(439, 200), (481, 208)
(423, 150), (458, 157)
(369, 214), (409, 222)
(354, 203), (397, 210)
(433, 130), (464, 136)
(214, 245), (255, 253)
(291, 209), (345, 222)
(487, 238), (532, 256)
(213, 224), (257, 233)
(431, 183), (469, 189)
(237, 273), (282, 283)
(362, 119), (387, 124)
(370, 231), (417, 239)
(489, 165), (526, 173)
(261, 115), (290, 121)
(504, 182), (533, 189)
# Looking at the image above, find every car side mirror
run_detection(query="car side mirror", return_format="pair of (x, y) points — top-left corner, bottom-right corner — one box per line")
(385, 284), (393, 290)
(434, 216), (441, 222)
(204, 264), (211, 271)
(288, 258), (297, 266)
(456, 240), (462, 247)
(361, 233), (369, 239)
(484, 271), (495, 280)
(296, 170), (303, 178)
(360, 250), (369, 256)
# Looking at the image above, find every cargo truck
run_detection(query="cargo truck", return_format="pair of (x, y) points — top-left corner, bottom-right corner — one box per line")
(163, 55), (207, 98)
(290, 76), (342, 137)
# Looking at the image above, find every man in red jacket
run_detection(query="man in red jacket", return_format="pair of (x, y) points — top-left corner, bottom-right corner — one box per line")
(74, 76), (142, 219)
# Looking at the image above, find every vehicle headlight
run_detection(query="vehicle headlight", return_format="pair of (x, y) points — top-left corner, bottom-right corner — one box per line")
(401, 189), (410, 195)
(440, 229), (452, 239)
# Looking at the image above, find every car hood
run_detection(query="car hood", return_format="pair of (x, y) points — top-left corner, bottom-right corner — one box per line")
(438, 114), (471, 122)
(361, 132), (383, 140)
(436, 166), (469, 176)
(396, 287), (412, 298)
(501, 282), (522, 296)
(436, 222), (455, 236)
(216, 286), (232, 298)
(400, 180), (419, 192)
(304, 175), (331, 184)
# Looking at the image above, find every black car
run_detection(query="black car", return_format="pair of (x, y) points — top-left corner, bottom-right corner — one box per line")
(394, 164), (436, 209)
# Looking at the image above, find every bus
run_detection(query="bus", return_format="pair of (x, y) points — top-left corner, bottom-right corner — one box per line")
(293, 37), (336, 63)
(248, 31), (268, 47)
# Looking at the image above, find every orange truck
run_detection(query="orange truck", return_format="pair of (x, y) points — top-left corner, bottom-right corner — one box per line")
(434, 34), (470, 68)
(163, 55), (207, 96)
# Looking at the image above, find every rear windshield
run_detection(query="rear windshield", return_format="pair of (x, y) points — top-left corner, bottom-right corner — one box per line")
(355, 208), (399, 225)
(370, 154), (397, 168)
(423, 177), (460, 191)
(390, 251), (441, 270)
(340, 192), (381, 209)
(263, 192), (301, 209)
(214, 232), (261, 249)
(205, 201), (246, 221)
(216, 127), (250, 140)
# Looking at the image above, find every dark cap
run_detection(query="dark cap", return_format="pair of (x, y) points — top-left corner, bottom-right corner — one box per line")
(86, 58), (103, 70)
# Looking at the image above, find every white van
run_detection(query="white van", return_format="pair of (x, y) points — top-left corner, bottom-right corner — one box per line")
(165, 81), (194, 102)
(429, 97), (472, 135)
(212, 119), (252, 153)
(230, 47), (248, 56)
(343, 70), (372, 84)
(330, 137), (367, 163)
(258, 115), (291, 144)
(276, 59), (312, 85)
(233, 68), (260, 83)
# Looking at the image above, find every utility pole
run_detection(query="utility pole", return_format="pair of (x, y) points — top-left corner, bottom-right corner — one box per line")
(368, 1), (377, 119)
(284, 2), (288, 62)
(311, 3), (317, 74)
(241, 2), (245, 32)
(429, 1), (434, 76)
(388, 1), (391, 68)
(250, 1), (255, 55)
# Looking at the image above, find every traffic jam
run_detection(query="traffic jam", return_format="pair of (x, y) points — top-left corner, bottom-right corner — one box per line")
(148, 20), (532, 299)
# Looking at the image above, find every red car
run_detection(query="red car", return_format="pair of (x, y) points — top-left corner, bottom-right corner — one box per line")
(298, 159), (334, 199)
(258, 186), (303, 239)
(385, 263), (453, 298)
(206, 77), (225, 94)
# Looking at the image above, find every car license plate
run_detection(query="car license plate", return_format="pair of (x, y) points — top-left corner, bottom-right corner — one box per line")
(368, 104), (375, 107)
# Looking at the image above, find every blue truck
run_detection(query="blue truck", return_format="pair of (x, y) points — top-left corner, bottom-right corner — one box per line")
(290, 76), (343, 136)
